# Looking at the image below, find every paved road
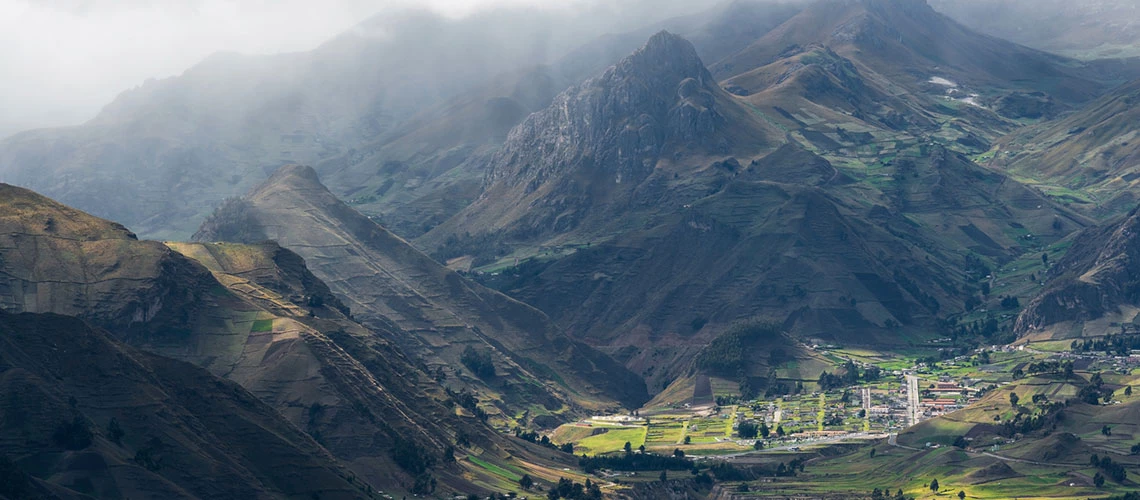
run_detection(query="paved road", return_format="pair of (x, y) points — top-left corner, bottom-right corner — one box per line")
(906, 374), (920, 427)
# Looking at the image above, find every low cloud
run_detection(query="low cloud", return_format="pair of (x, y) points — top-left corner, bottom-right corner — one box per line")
(0, 0), (711, 138)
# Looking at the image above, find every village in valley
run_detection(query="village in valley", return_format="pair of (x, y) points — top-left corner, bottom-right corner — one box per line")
(549, 337), (1140, 462)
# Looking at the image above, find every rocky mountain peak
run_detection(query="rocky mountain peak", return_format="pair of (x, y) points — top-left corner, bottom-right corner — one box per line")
(622, 31), (710, 82)
(264, 164), (323, 187)
(485, 32), (725, 193)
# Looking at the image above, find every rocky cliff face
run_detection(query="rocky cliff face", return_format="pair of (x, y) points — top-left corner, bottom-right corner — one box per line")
(487, 31), (726, 191)
(422, 31), (773, 245)
(1016, 208), (1140, 334)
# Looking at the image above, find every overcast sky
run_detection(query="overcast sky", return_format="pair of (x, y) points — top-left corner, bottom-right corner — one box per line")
(0, 0), (706, 139)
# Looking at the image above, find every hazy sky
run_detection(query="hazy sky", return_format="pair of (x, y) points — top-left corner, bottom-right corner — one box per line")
(0, 0), (701, 138)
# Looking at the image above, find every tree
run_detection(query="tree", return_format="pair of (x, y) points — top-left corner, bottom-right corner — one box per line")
(1009, 392), (1019, 407)
(52, 416), (92, 450)
(1042, 253), (1049, 266)
(1094, 472), (1105, 488)
(684, 436), (691, 445)
(673, 448), (685, 458)
(776, 425), (785, 437)
(1127, 386), (1133, 397)
(107, 418), (124, 445)
(738, 421), (759, 439)
(1011, 367), (1023, 379)
(624, 441), (632, 454)
(519, 474), (534, 490)
(753, 440), (764, 450)
(411, 473), (436, 495)
(659, 470), (667, 483)
(460, 346), (495, 379)
(958, 491), (966, 500)
(1102, 425), (1112, 436)
(930, 479), (939, 493)
(760, 421), (770, 438)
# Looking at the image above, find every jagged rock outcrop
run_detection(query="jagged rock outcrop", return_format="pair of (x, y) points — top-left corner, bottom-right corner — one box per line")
(1016, 207), (1140, 334)
(487, 31), (726, 191)
(425, 31), (772, 244)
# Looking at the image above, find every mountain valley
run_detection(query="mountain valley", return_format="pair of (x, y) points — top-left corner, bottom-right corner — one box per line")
(5, 0), (1140, 498)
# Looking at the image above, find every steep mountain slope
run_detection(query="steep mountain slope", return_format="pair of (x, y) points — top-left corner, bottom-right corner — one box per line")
(987, 78), (1140, 216)
(1016, 207), (1140, 339)
(315, 65), (567, 237)
(193, 165), (648, 412)
(418, 31), (1086, 390)
(0, 183), (579, 495)
(0, 311), (365, 500)
(424, 31), (778, 243)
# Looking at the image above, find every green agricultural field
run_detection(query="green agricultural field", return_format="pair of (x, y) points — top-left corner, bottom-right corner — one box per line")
(466, 455), (524, 482)
(645, 420), (685, 445)
(573, 427), (647, 456)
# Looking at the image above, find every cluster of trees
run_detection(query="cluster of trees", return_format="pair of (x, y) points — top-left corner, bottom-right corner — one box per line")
(1012, 360), (1074, 379)
(1072, 334), (1140, 355)
(1000, 398), (1064, 436)
(948, 316), (1002, 340)
(578, 451), (692, 473)
(715, 395), (749, 406)
(52, 416), (93, 450)
(1090, 454), (1128, 484)
(447, 388), (489, 421)
(818, 360), (879, 391)
(513, 429), (572, 453)
(694, 322), (783, 378)
(390, 437), (436, 475)
(433, 232), (512, 268)
(1077, 372), (1115, 405)
(544, 477), (602, 500)
(869, 488), (915, 500)
(737, 420), (768, 439)
(999, 295), (1020, 309)
(461, 346), (496, 379)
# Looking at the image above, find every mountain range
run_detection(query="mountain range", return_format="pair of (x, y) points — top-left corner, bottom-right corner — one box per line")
(5, 0), (1140, 497)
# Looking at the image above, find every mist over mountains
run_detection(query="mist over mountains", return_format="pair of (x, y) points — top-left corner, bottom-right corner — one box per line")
(6, 0), (1140, 498)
